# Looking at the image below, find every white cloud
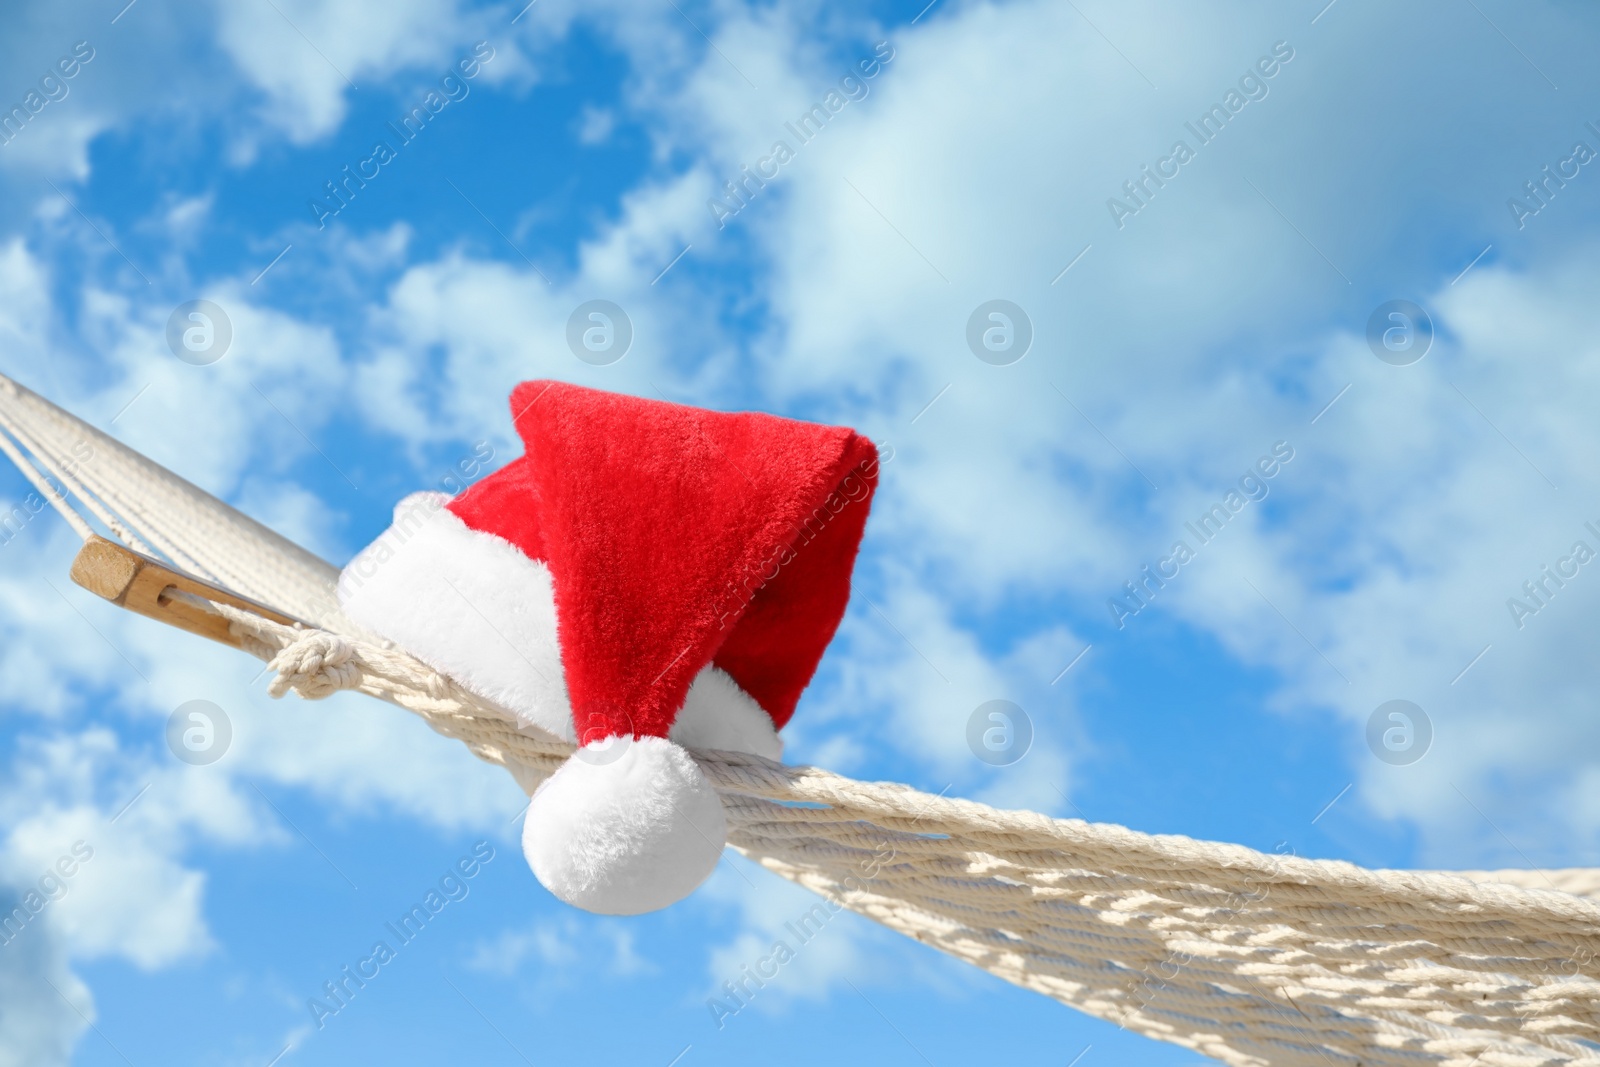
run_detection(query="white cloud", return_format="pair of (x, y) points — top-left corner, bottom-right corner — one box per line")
(90, 286), (350, 494)
(0, 0), (530, 193)
(238, 688), (525, 830)
(1211, 252), (1600, 864)
(0, 239), (51, 358)
(0, 2), (241, 183)
(700, 855), (892, 1017)
(0, 902), (87, 1067)
(792, 569), (1081, 813)
(466, 914), (650, 981)
(575, 105), (615, 145)
(0, 732), (217, 977)
(211, 0), (502, 146)
(0, 530), (144, 720)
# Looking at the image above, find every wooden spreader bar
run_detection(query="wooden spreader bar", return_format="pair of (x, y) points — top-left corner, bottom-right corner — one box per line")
(69, 535), (304, 650)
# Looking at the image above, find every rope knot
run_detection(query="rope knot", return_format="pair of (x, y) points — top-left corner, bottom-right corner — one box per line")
(267, 630), (361, 700)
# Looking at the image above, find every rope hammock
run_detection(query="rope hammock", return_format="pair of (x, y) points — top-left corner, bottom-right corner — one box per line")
(2, 370), (1598, 1067)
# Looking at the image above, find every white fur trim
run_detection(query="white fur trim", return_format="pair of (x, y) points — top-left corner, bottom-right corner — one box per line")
(523, 736), (725, 915)
(671, 667), (783, 760)
(338, 493), (575, 741)
(338, 493), (787, 757)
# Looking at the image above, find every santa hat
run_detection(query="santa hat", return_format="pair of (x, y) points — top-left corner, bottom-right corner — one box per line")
(338, 381), (879, 914)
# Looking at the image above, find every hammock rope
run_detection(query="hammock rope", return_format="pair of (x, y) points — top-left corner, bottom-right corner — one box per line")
(2, 370), (1598, 1067)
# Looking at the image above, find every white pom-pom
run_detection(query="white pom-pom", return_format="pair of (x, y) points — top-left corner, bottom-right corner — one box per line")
(522, 735), (726, 915)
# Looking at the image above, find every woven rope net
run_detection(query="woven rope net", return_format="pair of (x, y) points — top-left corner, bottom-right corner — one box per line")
(3, 371), (1598, 1067)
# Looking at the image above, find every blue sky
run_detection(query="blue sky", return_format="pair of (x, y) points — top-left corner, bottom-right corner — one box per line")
(3, 0), (1600, 1063)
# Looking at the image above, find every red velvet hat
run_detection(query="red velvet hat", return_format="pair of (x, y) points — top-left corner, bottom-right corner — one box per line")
(339, 381), (879, 913)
